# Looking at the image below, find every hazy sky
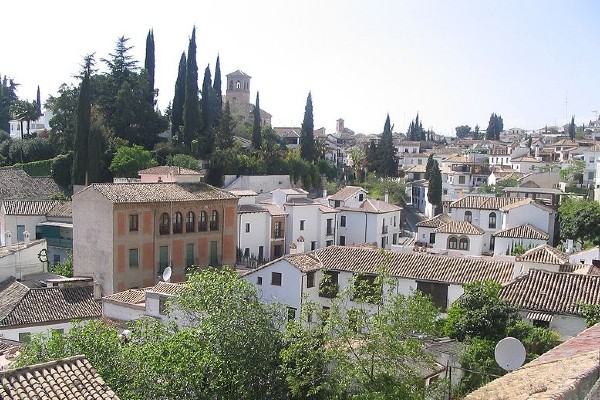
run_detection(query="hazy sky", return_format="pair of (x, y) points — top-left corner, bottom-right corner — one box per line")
(3, 1), (600, 135)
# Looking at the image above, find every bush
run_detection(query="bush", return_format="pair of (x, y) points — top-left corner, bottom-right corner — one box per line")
(51, 152), (74, 188)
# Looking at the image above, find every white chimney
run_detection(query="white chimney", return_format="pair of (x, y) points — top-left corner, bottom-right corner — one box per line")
(5, 231), (12, 249)
(93, 282), (102, 300)
(23, 231), (30, 245)
(289, 243), (298, 255)
(535, 144), (539, 159)
(384, 191), (389, 203)
(566, 239), (574, 254)
(323, 188), (328, 199)
(296, 236), (306, 253)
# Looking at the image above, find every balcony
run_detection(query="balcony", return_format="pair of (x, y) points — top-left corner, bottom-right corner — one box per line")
(381, 225), (389, 234)
(45, 237), (73, 249)
(273, 230), (285, 239)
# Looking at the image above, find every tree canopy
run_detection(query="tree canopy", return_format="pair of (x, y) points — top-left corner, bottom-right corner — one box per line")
(485, 113), (503, 140)
(300, 92), (315, 161)
(109, 144), (157, 178)
(559, 196), (600, 248)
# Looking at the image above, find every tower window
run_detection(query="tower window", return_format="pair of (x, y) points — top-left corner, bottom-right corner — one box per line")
(236, 81), (241, 89)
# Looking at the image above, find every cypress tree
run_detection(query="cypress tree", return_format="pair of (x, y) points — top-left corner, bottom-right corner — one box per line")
(144, 29), (155, 106)
(425, 153), (435, 181)
(427, 160), (442, 215)
(171, 52), (186, 136)
(73, 54), (94, 186)
(377, 113), (398, 177)
(213, 55), (222, 116)
(36, 85), (41, 115)
(252, 92), (262, 149)
(300, 92), (315, 161)
(568, 115), (576, 141)
(183, 26), (200, 149)
(200, 64), (215, 157)
(215, 100), (234, 150)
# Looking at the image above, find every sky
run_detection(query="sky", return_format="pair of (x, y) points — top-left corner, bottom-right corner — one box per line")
(3, 0), (600, 136)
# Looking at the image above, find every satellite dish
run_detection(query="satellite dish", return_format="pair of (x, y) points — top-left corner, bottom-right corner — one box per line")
(495, 337), (526, 371)
(162, 266), (172, 282)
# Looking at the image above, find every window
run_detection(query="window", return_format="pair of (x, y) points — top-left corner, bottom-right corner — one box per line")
(326, 240), (334, 246)
(490, 236), (495, 251)
(429, 232), (436, 244)
(448, 236), (458, 249)
(334, 200), (341, 207)
(129, 249), (139, 267)
(417, 281), (449, 311)
(353, 274), (381, 303)
(274, 221), (283, 238)
(129, 214), (139, 232)
(287, 307), (297, 321)
(244, 248), (250, 258)
(257, 276), (263, 285)
(319, 271), (339, 298)
(311, 241), (317, 250)
(340, 215), (346, 227)
(340, 236), (346, 246)
(393, 233), (398, 245)
(18, 332), (31, 343)
(245, 223), (250, 233)
(359, 193), (364, 201)
(300, 220), (305, 230)
(186, 243), (195, 267)
(173, 212), (183, 234)
(159, 213), (170, 235)
(210, 241), (218, 265)
(258, 246), (264, 261)
(199, 211), (207, 231)
(271, 272), (282, 286)
(489, 212), (497, 229)
(274, 244), (283, 258)
(459, 237), (469, 250)
(186, 212), (195, 233)
(464, 211), (472, 223)
(53, 254), (61, 265)
(459, 176), (466, 184)
(210, 210), (219, 231)
(591, 156), (595, 163)
(326, 219), (334, 236)
(16, 225), (25, 242)
(159, 246), (169, 272)
(307, 271), (315, 288)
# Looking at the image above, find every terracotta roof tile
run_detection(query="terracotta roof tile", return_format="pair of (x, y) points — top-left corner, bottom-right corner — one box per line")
(416, 213), (452, 228)
(87, 182), (237, 204)
(138, 166), (201, 175)
(516, 244), (569, 265)
(450, 195), (525, 210)
(328, 186), (365, 201)
(0, 169), (64, 201)
(493, 224), (549, 240)
(1, 200), (58, 215)
(338, 199), (401, 214)
(500, 269), (600, 315)
(0, 355), (119, 399)
(433, 221), (485, 235)
(46, 201), (72, 218)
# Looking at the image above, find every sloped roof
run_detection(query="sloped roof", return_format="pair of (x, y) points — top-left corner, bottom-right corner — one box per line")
(328, 186), (366, 201)
(338, 199), (401, 214)
(102, 289), (146, 305)
(138, 166), (201, 175)
(258, 246), (515, 285)
(0, 355), (119, 399)
(493, 224), (549, 240)
(450, 195), (524, 210)
(416, 213), (452, 228)
(433, 220), (485, 235)
(1, 200), (58, 216)
(0, 169), (63, 201)
(516, 244), (569, 265)
(46, 200), (72, 218)
(500, 269), (600, 315)
(404, 165), (427, 173)
(0, 279), (101, 327)
(84, 182), (237, 204)
(226, 69), (251, 77)
(511, 155), (541, 163)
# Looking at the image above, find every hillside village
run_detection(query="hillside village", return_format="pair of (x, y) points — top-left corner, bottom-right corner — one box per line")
(3, 31), (600, 400)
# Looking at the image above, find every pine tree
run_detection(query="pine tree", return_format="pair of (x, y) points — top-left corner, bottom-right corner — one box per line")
(425, 153), (435, 181)
(252, 92), (262, 149)
(200, 64), (215, 157)
(569, 115), (576, 141)
(300, 92), (315, 161)
(427, 160), (442, 215)
(0, 75), (19, 132)
(377, 113), (398, 177)
(73, 55), (95, 186)
(171, 52), (186, 136)
(144, 29), (155, 107)
(183, 26), (200, 149)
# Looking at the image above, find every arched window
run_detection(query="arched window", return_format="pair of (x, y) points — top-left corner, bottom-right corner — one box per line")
(459, 237), (469, 250)
(448, 236), (458, 249)
(186, 211), (195, 233)
(173, 212), (183, 234)
(489, 212), (497, 229)
(236, 81), (241, 89)
(210, 210), (219, 231)
(199, 211), (207, 232)
(159, 213), (170, 235)
(464, 211), (472, 223)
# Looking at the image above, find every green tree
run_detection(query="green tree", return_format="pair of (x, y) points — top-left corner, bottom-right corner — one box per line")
(485, 113), (503, 140)
(424, 153), (435, 181)
(109, 144), (157, 178)
(473, 124), (481, 140)
(377, 113), (398, 177)
(183, 27), (200, 149)
(427, 160), (442, 214)
(72, 54), (95, 185)
(407, 113), (424, 141)
(144, 29), (155, 107)
(349, 147), (367, 182)
(50, 253), (73, 277)
(171, 52), (186, 137)
(568, 115), (576, 141)
(199, 64), (216, 158)
(215, 100), (235, 150)
(0, 75), (19, 132)
(559, 159), (585, 185)
(212, 55), (223, 128)
(559, 196), (600, 248)
(300, 92), (315, 161)
(455, 125), (472, 138)
(166, 153), (199, 170)
(36, 85), (42, 115)
(252, 91), (262, 150)
(47, 83), (78, 153)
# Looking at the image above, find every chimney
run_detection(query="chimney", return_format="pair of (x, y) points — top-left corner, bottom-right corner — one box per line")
(535, 144), (539, 159)
(93, 282), (102, 300)
(23, 231), (30, 245)
(323, 188), (328, 199)
(384, 191), (389, 203)
(296, 236), (305, 253)
(289, 243), (297, 255)
(5, 231), (12, 249)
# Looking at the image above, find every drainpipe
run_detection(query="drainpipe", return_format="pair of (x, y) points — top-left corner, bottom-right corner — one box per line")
(364, 213), (368, 243)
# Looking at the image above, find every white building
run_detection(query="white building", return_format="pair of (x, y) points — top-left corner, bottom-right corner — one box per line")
(9, 110), (53, 140)
(0, 239), (48, 281)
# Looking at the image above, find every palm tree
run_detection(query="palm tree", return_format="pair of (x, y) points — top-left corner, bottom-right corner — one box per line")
(10, 100), (28, 140)
(349, 147), (367, 182)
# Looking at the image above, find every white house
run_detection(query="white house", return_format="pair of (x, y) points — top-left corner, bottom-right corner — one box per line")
(492, 224), (549, 256)
(0, 239), (48, 281)
(411, 180), (435, 217)
(325, 186), (402, 249)
(416, 213), (452, 246)
(9, 110), (53, 140)
(431, 221), (485, 256)
(510, 155), (543, 172)
(243, 245), (516, 320)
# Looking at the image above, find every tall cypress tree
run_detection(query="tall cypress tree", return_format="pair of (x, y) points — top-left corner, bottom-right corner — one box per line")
(144, 29), (155, 106)
(300, 92), (315, 161)
(252, 92), (262, 149)
(213, 55), (222, 117)
(377, 113), (397, 177)
(215, 100), (235, 150)
(36, 85), (41, 115)
(568, 115), (576, 140)
(73, 54), (95, 186)
(200, 64), (215, 157)
(171, 52), (186, 136)
(183, 26), (200, 149)
(425, 153), (435, 181)
(427, 160), (442, 215)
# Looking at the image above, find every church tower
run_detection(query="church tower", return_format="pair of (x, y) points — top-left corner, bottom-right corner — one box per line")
(225, 70), (251, 105)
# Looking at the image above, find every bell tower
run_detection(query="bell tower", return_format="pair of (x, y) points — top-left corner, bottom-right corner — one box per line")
(225, 70), (251, 105)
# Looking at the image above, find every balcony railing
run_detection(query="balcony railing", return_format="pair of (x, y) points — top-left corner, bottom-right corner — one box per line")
(273, 230), (285, 239)
(46, 237), (73, 249)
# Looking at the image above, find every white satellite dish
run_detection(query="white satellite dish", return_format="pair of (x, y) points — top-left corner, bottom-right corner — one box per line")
(495, 337), (526, 371)
(162, 266), (172, 282)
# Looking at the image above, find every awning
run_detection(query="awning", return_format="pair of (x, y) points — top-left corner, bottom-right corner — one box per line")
(37, 221), (73, 229)
(526, 311), (553, 322)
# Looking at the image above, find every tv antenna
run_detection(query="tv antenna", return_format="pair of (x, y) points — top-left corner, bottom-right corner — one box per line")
(495, 337), (526, 371)
(162, 266), (172, 282)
